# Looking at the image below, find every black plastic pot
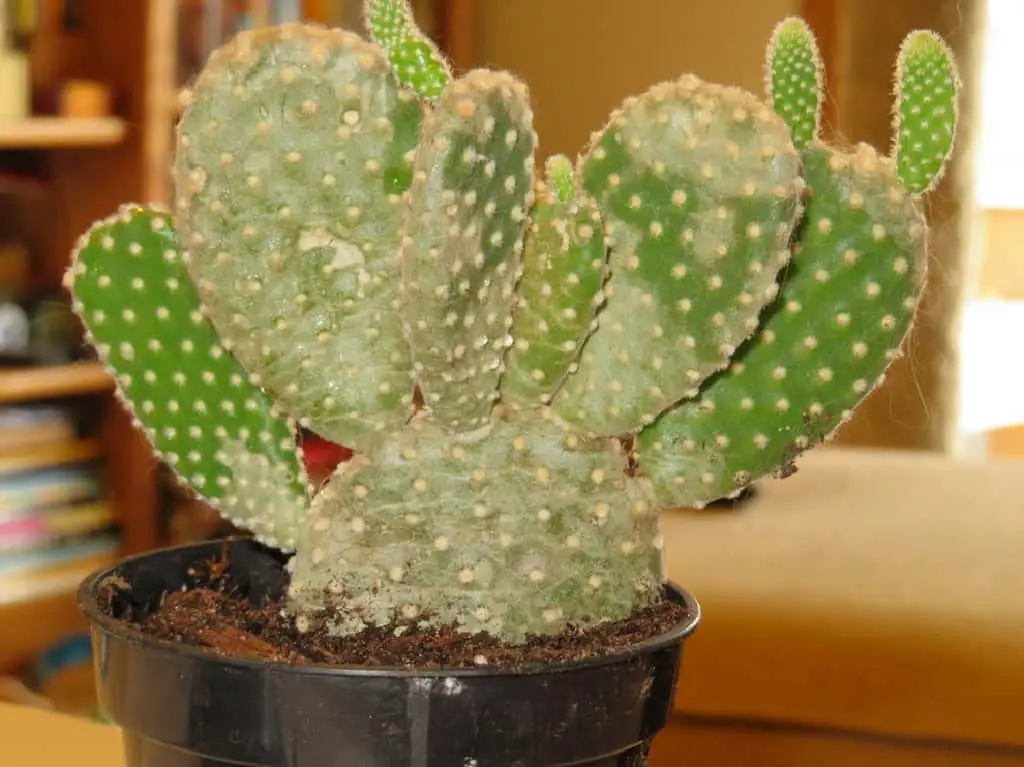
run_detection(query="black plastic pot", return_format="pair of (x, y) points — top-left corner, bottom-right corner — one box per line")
(78, 539), (701, 767)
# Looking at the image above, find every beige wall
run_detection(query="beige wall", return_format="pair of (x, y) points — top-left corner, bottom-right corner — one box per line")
(475, 0), (801, 159)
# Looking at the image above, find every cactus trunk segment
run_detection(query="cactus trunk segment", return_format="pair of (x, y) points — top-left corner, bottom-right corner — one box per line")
(766, 17), (823, 151)
(552, 76), (804, 436)
(288, 415), (663, 642)
(399, 69), (537, 432)
(636, 142), (927, 505)
(501, 170), (609, 408)
(172, 24), (424, 453)
(365, 0), (451, 100)
(65, 204), (309, 550)
(893, 30), (960, 196)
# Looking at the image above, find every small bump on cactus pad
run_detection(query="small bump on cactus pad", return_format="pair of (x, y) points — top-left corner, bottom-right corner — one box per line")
(173, 23), (425, 453)
(553, 75), (804, 435)
(893, 30), (960, 195)
(288, 415), (664, 642)
(766, 16), (823, 150)
(400, 69), (537, 432)
(637, 142), (927, 505)
(365, 0), (451, 99)
(65, 204), (309, 550)
(501, 176), (609, 408)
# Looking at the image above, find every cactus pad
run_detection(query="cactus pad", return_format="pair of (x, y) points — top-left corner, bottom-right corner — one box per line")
(553, 75), (804, 435)
(65, 204), (309, 550)
(637, 142), (927, 505)
(173, 23), (424, 453)
(501, 175), (608, 408)
(399, 69), (537, 431)
(766, 16), (823, 150)
(288, 415), (663, 641)
(365, 0), (451, 99)
(893, 30), (960, 195)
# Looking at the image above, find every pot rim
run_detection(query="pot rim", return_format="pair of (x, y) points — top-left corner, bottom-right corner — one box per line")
(78, 537), (701, 678)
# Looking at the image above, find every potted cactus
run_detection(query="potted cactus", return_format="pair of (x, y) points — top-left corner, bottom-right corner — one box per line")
(70, 4), (960, 766)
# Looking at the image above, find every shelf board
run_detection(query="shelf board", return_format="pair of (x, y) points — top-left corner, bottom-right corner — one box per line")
(0, 117), (127, 149)
(0, 362), (112, 404)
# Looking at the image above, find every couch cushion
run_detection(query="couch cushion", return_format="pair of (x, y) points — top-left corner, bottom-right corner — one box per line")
(662, 446), (1024, 748)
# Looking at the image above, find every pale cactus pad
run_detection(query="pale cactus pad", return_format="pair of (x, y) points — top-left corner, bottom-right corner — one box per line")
(67, 4), (960, 645)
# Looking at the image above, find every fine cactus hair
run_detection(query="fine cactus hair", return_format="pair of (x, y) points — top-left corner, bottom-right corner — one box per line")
(65, 3), (960, 646)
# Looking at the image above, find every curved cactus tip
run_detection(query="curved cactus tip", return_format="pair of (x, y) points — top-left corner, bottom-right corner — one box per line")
(765, 15), (824, 150)
(364, 0), (451, 100)
(893, 29), (961, 196)
(544, 154), (576, 203)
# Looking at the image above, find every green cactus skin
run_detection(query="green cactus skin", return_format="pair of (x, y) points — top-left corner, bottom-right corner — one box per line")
(766, 16), (823, 151)
(399, 69), (537, 432)
(552, 76), (805, 436)
(893, 30), (961, 195)
(545, 153), (577, 204)
(365, 0), (451, 100)
(172, 23), (424, 454)
(500, 173), (609, 409)
(288, 415), (663, 642)
(65, 204), (309, 550)
(637, 142), (927, 505)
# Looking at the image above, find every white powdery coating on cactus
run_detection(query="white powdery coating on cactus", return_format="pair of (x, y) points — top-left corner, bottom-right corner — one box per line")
(552, 74), (804, 436)
(173, 24), (423, 453)
(287, 416), (664, 643)
(399, 68), (537, 432)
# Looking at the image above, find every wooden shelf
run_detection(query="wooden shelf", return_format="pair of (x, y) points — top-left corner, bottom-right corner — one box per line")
(0, 362), (112, 404)
(0, 117), (126, 149)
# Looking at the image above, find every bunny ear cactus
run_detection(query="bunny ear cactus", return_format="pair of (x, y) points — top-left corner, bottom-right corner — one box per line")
(66, 8), (960, 647)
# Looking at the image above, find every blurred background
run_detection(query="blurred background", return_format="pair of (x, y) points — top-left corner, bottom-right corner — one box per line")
(0, 0), (1017, 753)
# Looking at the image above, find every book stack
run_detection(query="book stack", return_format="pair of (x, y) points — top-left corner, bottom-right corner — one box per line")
(0, 404), (118, 606)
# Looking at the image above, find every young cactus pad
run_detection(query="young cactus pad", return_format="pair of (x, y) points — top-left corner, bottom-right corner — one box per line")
(67, 10), (959, 646)
(66, 204), (309, 551)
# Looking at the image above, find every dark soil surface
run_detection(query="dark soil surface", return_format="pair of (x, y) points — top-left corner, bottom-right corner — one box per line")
(100, 545), (689, 671)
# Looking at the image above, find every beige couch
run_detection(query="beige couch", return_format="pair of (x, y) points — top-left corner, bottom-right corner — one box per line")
(650, 447), (1024, 766)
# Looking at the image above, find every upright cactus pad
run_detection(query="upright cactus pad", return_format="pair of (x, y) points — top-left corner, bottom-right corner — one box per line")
(365, 0), (451, 99)
(637, 143), (927, 504)
(65, 204), (309, 550)
(399, 69), (537, 431)
(766, 16), (823, 150)
(67, 9), (960, 647)
(173, 23), (424, 453)
(893, 30), (960, 195)
(289, 415), (663, 642)
(501, 162), (608, 408)
(553, 76), (804, 435)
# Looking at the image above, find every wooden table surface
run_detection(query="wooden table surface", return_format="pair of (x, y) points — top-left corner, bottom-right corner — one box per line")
(0, 702), (123, 766)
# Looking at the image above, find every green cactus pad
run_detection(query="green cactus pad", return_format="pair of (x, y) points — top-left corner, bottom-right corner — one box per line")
(501, 179), (608, 408)
(400, 69), (537, 431)
(637, 142), (927, 505)
(172, 23), (424, 453)
(766, 16), (823, 150)
(893, 30), (960, 195)
(65, 204), (309, 550)
(288, 415), (663, 643)
(553, 75), (804, 435)
(545, 153), (577, 204)
(365, 0), (451, 99)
